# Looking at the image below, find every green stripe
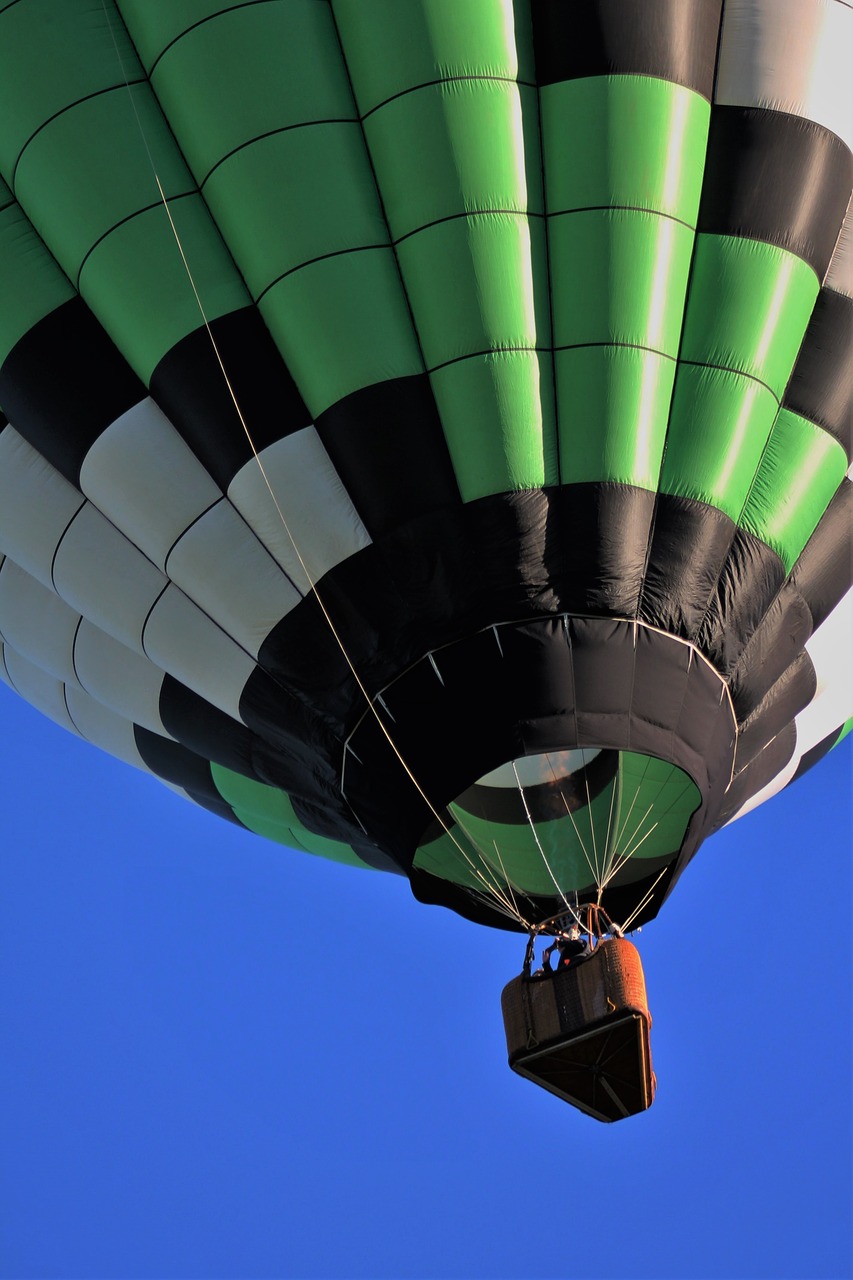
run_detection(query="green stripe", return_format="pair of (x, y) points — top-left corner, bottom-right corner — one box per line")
(836, 719), (853, 746)
(740, 411), (848, 571)
(211, 764), (374, 870)
(363, 80), (541, 239)
(542, 76), (710, 222)
(679, 236), (819, 395)
(129, 1), (357, 180)
(661, 238), (819, 518)
(259, 249), (422, 417)
(550, 209), (695, 355)
(0, 186), (75, 366)
(556, 346), (676, 488)
(430, 350), (557, 498)
(332, 0), (535, 116)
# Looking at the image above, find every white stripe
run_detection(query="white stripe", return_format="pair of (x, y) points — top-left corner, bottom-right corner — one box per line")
(79, 397), (222, 572)
(64, 686), (152, 771)
(142, 583), (255, 722)
(0, 649), (78, 735)
(0, 427), (83, 587)
(165, 498), (300, 656)
(227, 427), (371, 595)
(716, 0), (853, 152)
(0, 558), (80, 683)
(73, 620), (170, 737)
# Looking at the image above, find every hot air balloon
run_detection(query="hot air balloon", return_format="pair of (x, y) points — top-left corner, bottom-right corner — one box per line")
(0, 0), (850, 1119)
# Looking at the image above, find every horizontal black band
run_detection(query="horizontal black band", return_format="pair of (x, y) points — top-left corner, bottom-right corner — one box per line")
(149, 307), (311, 491)
(532, 0), (722, 98)
(784, 287), (853, 458)
(0, 297), (144, 485)
(698, 106), (853, 279)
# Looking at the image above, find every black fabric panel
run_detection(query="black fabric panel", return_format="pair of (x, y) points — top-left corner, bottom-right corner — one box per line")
(0, 297), (145, 484)
(134, 724), (238, 817)
(698, 107), (853, 279)
(784, 288), (853, 459)
(315, 374), (461, 537)
(790, 478), (853, 630)
(255, 485), (656, 733)
(791, 724), (847, 784)
(734, 650), (817, 770)
(548, 484), (655, 616)
(183, 787), (246, 827)
(158, 675), (261, 780)
(728, 583), (814, 721)
(639, 494), (736, 639)
(149, 307), (311, 491)
(697, 528), (787, 677)
(531, 0), (723, 98)
(713, 723), (797, 829)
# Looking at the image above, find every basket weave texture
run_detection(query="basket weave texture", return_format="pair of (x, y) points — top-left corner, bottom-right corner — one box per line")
(502, 938), (649, 1058)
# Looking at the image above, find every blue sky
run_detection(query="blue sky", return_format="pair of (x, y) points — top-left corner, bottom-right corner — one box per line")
(0, 683), (850, 1280)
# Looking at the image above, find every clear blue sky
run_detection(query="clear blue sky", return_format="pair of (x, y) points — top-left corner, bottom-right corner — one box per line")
(0, 684), (850, 1280)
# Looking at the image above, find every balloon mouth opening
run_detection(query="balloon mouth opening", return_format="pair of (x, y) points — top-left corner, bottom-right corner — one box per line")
(413, 746), (702, 910)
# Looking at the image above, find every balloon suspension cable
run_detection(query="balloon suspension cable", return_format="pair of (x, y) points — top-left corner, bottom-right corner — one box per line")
(100, 3), (528, 929)
(521, 903), (624, 976)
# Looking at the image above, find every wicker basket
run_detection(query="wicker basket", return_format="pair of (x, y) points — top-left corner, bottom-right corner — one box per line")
(501, 938), (655, 1121)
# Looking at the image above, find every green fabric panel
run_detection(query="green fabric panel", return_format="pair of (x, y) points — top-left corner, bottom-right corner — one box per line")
(550, 209), (694, 355)
(363, 80), (541, 240)
(123, 1), (355, 179)
(259, 249), (422, 417)
(210, 764), (373, 870)
(430, 352), (557, 499)
(80, 199), (249, 382)
(0, 0), (143, 177)
(0, 191), (75, 366)
(332, 0), (535, 116)
(14, 87), (195, 282)
(555, 346), (676, 488)
(739, 410), (848, 572)
(679, 236), (819, 397)
(542, 76), (710, 222)
(414, 754), (700, 897)
(659, 365), (779, 518)
(397, 213), (548, 369)
(836, 719), (853, 745)
(203, 123), (391, 300)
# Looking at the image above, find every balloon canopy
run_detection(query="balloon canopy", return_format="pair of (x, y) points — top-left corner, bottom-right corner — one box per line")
(0, 0), (850, 934)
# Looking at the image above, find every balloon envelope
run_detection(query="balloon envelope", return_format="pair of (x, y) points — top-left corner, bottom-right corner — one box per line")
(0, 0), (850, 933)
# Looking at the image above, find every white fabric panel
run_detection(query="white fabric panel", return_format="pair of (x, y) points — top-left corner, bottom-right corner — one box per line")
(64, 685), (151, 771)
(165, 498), (301, 656)
(0, 558), (79, 683)
(227, 427), (371, 596)
(0, 427), (84, 587)
(79, 397), (222, 571)
(715, 0), (853, 153)
(51, 502), (167, 652)
(825, 198), (853, 296)
(1, 648), (78, 735)
(73, 619), (170, 737)
(142, 583), (255, 722)
(728, 589), (853, 822)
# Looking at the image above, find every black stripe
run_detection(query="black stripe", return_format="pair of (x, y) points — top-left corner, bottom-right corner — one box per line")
(790, 478), (853, 630)
(697, 528), (787, 677)
(784, 287), (852, 459)
(698, 106), (853, 279)
(734, 650), (817, 770)
(713, 723), (796, 830)
(315, 374), (460, 536)
(133, 723), (240, 819)
(728, 583), (814, 722)
(0, 298), (145, 485)
(148, 307), (311, 490)
(640, 494), (737, 638)
(158, 675), (260, 780)
(531, 0), (723, 98)
(791, 724), (847, 784)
